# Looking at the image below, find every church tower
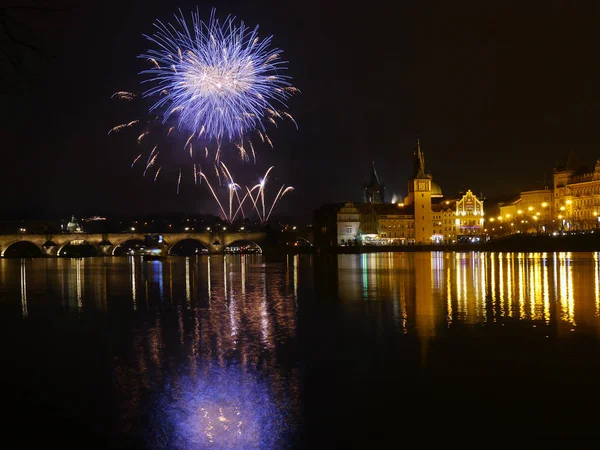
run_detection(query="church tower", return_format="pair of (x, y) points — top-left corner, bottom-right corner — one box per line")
(364, 162), (385, 203)
(407, 138), (433, 244)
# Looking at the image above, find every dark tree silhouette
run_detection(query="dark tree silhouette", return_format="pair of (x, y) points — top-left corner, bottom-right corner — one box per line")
(0, 4), (73, 90)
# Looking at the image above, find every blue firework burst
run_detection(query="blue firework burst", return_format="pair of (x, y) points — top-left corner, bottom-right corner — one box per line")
(138, 8), (298, 145)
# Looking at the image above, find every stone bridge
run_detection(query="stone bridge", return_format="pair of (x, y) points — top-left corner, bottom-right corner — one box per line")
(0, 231), (313, 257)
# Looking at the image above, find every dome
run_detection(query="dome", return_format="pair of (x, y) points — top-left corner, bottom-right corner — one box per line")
(431, 181), (443, 197)
(66, 215), (82, 233)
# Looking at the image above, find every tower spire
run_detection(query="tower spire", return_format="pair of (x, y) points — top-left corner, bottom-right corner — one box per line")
(413, 136), (426, 178)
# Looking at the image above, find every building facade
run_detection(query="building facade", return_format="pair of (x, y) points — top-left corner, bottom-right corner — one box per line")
(404, 139), (434, 244)
(336, 202), (360, 245)
(454, 190), (485, 241)
(313, 139), (485, 246)
(491, 151), (600, 236)
(553, 153), (600, 231)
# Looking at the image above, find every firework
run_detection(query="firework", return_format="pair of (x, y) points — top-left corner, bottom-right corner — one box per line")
(138, 8), (297, 145)
(109, 8), (298, 191)
(200, 164), (293, 224)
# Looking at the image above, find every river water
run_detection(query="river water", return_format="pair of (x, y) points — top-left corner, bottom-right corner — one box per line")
(1, 252), (600, 448)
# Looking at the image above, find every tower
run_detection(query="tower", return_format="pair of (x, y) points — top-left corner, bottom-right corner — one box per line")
(407, 138), (433, 244)
(364, 162), (385, 203)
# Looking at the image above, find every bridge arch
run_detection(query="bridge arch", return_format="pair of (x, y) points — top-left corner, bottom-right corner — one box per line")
(167, 238), (210, 256)
(111, 238), (146, 256)
(289, 237), (313, 247)
(56, 239), (100, 257)
(224, 239), (263, 254)
(1, 240), (43, 257)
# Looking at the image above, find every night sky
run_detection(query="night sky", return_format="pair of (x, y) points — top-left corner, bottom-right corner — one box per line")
(2, 0), (600, 221)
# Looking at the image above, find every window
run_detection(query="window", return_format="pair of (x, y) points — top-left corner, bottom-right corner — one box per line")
(345, 226), (352, 234)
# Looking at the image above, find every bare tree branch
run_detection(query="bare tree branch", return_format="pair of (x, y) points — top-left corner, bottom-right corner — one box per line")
(1, 21), (45, 54)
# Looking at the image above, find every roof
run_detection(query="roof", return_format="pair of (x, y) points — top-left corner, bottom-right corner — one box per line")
(357, 202), (414, 216)
(365, 161), (384, 188)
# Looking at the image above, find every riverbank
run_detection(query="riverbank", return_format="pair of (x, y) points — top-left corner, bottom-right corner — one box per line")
(317, 233), (600, 254)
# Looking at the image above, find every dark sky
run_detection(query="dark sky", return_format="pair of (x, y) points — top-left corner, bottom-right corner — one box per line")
(2, 0), (600, 221)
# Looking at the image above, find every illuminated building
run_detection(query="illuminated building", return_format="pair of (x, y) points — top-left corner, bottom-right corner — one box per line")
(356, 202), (415, 244)
(553, 151), (600, 231)
(492, 151), (600, 235)
(336, 202), (360, 245)
(453, 190), (485, 242)
(65, 215), (83, 233)
(403, 138), (433, 244)
(313, 139), (485, 246)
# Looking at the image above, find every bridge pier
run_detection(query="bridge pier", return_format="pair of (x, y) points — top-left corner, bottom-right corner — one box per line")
(207, 232), (224, 254)
(42, 245), (58, 257)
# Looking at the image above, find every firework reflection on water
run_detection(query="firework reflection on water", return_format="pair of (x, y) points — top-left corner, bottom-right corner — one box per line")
(146, 364), (296, 449)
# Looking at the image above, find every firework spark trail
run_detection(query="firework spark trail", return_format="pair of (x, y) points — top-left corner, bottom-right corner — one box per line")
(147, 58), (160, 69)
(137, 131), (150, 143)
(177, 169), (182, 193)
(199, 171), (228, 219)
(146, 145), (158, 166)
(138, 8), (297, 151)
(220, 162), (246, 220)
(245, 184), (264, 219)
(111, 91), (136, 100)
(257, 166), (274, 220)
(266, 186), (294, 221)
(264, 133), (273, 149)
(248, 140), (256, 164)
(199, 166), (292, 223)
(154, 167), (162, 182)
(108, 120), (139, 135)
(281, 112), (298, 129)
(143, 151), (159, 177)
(131, 154), (142, 168)
(184, 133), (195, 150)
(232, 189), (255, 221)
(107, 124), (127, 135)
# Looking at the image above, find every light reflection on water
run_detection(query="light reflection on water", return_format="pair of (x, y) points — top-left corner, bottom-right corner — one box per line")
(335, 251), (600, 335)
(3, 251), (600, 445)
(0, 255), (300, 449)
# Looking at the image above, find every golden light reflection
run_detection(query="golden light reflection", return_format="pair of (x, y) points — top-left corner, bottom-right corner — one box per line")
(186, 257), (191, 306)
(130, 256), (137, 311)
(595, 252), (600, 317)
(508, 253), (515, 318)
(446, 265), (452, 326)
(20, 258), (28, 319)
(558, 252), (576, 326)
(76, 258), (83, 309)
(498, 253), (505, 316)
(490, 252), (498, 317)
(293, 254), (298, 302)
(455, 253), (465, 319)
(543, 258), (550, 324)
(415, 252), (435, 362)
(241, 254), (246, 296)
(207, 256), (212, 302)
(518, 254), (526, 319)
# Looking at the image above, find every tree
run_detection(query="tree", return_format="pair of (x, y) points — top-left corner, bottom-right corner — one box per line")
(0, 4), (73, 91)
